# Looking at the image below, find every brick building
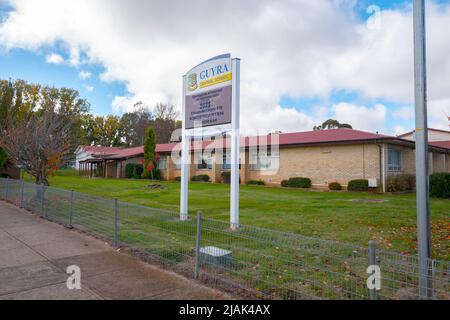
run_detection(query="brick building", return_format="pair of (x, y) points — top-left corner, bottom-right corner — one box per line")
(75, 128), (450, 192)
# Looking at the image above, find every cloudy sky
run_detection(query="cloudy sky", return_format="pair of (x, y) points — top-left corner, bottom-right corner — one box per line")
(0, 0), (449, 135)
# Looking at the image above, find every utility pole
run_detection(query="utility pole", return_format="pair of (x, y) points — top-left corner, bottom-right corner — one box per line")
(413, 0), (432, 300)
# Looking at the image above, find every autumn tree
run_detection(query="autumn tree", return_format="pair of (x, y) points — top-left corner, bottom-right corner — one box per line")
(0, 79), (89, 185)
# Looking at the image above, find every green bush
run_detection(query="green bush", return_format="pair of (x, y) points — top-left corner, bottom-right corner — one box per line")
(429, 172), (450, 199)
(191, 174), (210, 182)
(247, 179), (265, 186)
(0, 173), (11, 179)
(220, 171), (241, 184)
(280, 180), (288, 187)
(347, 179), (369, 191)
(285, 177), (311, 188)
(174, 176), (181, 182)
(386, 174), (416, 192)
(328, 182), (342, 191)
(125, 163), (144, 179)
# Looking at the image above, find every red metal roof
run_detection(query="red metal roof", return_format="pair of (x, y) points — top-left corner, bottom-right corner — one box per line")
(430, 140), (450, 150)
(80, 146), (124, 155)
(78, 129), (449, 160)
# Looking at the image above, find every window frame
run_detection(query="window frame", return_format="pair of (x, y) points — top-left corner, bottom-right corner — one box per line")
(387, 148), (402, 172)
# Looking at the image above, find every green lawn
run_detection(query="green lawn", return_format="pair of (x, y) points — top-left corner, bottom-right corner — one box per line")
(33, 169), (449, 260)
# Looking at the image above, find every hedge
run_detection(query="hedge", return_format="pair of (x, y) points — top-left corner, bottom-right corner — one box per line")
(125, 163), (144, 179)
(429, 172), (450, 198)
(328, 182), (342, 191)
(191, 174), (210, 182)
(285, 177), (311, 188)
(0, 173), (11, 179)
(247, 179), (265, 186)
(347, 179), (369, 191)
(386, 174), (415, 192)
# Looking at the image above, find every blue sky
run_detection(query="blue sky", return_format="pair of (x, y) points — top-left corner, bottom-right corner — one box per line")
(0, 0), (449, 134)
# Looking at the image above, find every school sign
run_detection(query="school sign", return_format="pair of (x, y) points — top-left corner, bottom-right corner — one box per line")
(184, 54), (233, 129)
(181, 53), (241, 229)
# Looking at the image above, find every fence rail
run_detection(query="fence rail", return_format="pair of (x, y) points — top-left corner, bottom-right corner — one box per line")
(0, 178), (448, 300)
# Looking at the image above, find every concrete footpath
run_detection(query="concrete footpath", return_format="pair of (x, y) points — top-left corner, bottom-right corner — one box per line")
(0, 201), (228, 300)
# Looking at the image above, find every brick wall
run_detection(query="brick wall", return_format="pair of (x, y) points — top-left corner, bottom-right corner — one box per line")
(248, 143), (381, 187)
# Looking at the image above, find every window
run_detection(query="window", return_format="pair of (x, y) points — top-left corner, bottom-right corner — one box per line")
(223, 154), (231, 170)
(222, 153), (240, 170)
(158, 156), (167, 170)
(197, 156), (212, 170)
(250, 150), (280, 171)
(388, 149), (402, 171)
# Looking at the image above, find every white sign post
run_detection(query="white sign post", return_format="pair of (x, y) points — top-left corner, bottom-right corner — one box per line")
(230, 58), (240, 230)
(180, 54), (240, 229)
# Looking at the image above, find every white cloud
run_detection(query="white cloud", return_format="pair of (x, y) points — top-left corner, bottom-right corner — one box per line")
(392, 106), (414, 120)
(332, 102), (387, 132)
(84, 85), (94, 92)
(393, 125), (407, 136)
(1, 0), (450, 133)
(78, 70), (91, 80)
(45, 53), (64, 65)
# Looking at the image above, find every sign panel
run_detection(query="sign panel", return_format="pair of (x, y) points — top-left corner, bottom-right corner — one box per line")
(184, 54), (232, 129)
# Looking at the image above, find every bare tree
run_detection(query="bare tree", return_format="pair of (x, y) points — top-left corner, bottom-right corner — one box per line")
(152, 103), (179, 144)
(1, 108), (74, 185)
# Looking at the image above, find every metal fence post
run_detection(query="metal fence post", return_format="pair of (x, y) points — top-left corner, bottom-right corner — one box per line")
(20, 180), (25, 208)
(369, 240), (377, 300)
(40, 184), (45, 217)
(194, 211), (202, 279)
(114, 198), (118, 247)
(68, 190), (74, 228)
(5, 178), (9, 200)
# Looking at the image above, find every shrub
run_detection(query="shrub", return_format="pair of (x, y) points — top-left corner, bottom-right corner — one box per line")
(191, 174), (210, 182)
(0, 173), (11, 179)
(429, 172), (450, 199)
(247, 179), (265, 186)
(347, 179), (369, 191)
(125, 163), (143, 179)
(386, 174), (416, 192)
(328, 182), (342, 191)
(285, 177), (311, 188)
(174, 176), (181, 182)
(220, 171), (241, 184)
(281, 180), (288, 187)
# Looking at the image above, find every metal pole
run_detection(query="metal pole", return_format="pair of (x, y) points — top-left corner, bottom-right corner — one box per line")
(368, 241), (377, 300)
(194, 211), (202, 279)
(180, 74), (189, 221)
(68, 190), (74, 228)
(5, 178), (9, 200)
(20, 180), (25, 208)
(230, 58), (241, 230)
(114, 198), (118, 247)
(413, 0), (432, 300)
(41, 184), (45, 217)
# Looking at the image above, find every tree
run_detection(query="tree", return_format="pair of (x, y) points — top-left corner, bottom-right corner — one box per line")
(0, 148), (8, 168)
(143, 126), (156, 179)
(119, 102), (152, 147)
(0, 79), (90, 185)
(152, 103), (178, 144)
(313, 119), (352, 131)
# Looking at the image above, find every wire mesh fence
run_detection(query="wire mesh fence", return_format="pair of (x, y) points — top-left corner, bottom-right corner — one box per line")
(0, 177), (448, 300)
